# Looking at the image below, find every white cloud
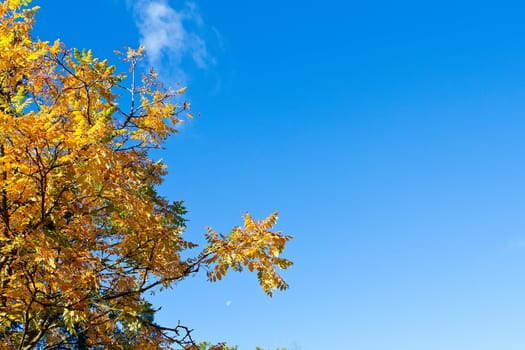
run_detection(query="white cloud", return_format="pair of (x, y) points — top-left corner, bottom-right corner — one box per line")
(508, 237), (525, 249)
(131, 0), (213, 81)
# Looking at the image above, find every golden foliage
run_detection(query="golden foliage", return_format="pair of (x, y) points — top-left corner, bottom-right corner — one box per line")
(0, 2), (292, 349)
(205, 213), (293, 296)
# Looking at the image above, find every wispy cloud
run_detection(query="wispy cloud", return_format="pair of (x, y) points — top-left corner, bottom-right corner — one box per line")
(131, 0), (214, 82)
(508, 236), (525, 249)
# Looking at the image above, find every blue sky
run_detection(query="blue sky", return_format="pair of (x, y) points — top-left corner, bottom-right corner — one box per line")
(32, 0), (525, 349)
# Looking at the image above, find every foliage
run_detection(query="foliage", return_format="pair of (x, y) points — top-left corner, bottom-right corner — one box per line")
(0, 1), (292, 349)
(194, 341), (238, 350)
(194, 342), (287, 350)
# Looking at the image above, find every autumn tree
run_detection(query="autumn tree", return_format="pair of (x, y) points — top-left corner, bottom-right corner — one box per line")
(0, 1), (292, 349)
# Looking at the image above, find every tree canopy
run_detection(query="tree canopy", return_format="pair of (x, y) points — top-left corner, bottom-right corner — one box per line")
(0, 1), (292, 349)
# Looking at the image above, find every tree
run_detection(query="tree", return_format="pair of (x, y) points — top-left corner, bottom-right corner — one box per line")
(0, 1), (292, 349)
